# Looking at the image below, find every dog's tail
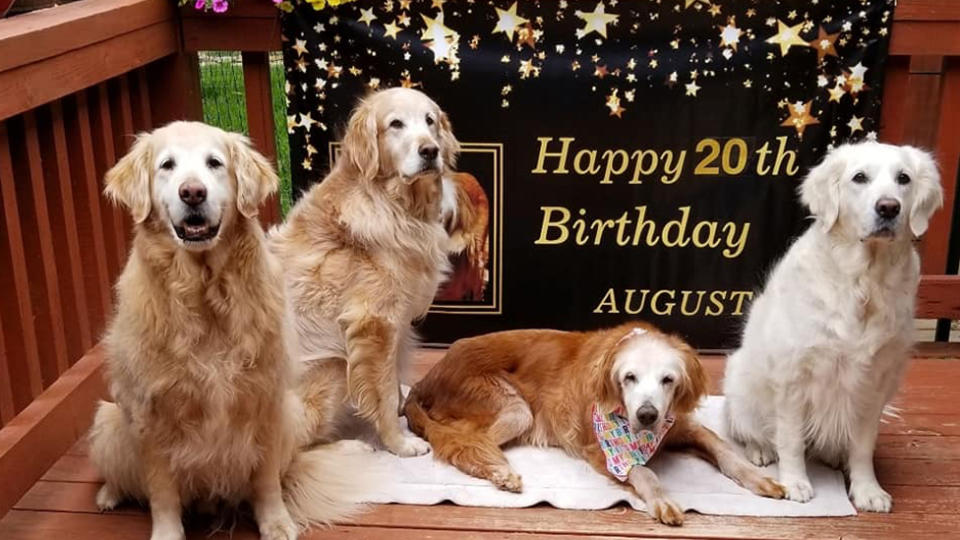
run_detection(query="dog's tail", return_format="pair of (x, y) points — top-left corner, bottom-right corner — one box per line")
(282, 439), (387, 528)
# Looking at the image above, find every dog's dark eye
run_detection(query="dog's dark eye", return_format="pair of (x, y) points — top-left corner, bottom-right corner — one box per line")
(159, 158), (175, 171)
(206, 156), (223, 169)
(425, 115), (435, 126)
(852, 172), (868, 184)
(623, 373), (636, 384)
(390, 119), (404, 129)
(661, 375), (675, 385)
(897, 172), (911, 185)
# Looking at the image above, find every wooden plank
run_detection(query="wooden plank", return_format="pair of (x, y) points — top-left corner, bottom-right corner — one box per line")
(241, 51), (280, 225)
(0, 310), (13, 425)
(0, 349), (106, 517)
(146, 52), (203, 126)
(65, 92), (112, 332)
(0, 122), (44, 407)
(0, 0), (175, 73)
(0, 21), (178, 122)
(890, 22), (960, 56)
(132, 69), (153, 132)
(46, 101), (94, 355)
(927, 62), (960, 276)
(917, 275), (960, 319)
(894, 0), (960, 21)
(113, 76), (137, 243)
(91, 84), (127, 279)
(182, 18), (282, 52)
(21, 111), (71, 382)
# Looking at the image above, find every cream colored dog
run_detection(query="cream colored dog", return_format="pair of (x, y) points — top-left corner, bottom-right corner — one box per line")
(271, 88), (459, 457)
(88, 122), (378, 540)
(723, 142), (943, 512)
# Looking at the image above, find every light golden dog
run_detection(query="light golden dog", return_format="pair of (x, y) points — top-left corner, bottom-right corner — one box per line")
(405, 323), (785, 525)
(88, 122), (377, 540)
(270, 88), (459, 456)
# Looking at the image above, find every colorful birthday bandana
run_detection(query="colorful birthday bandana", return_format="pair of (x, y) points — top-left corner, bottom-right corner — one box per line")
(592, 403), (674, 482)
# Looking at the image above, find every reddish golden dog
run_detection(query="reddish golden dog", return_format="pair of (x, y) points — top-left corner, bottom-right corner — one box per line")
(405, 323), (784, 525)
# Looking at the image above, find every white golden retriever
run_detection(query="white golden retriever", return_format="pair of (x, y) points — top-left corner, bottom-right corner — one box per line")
(723, 142), (943, 512)
(271, 88), (459, 457)
(90, 122), (378, 540)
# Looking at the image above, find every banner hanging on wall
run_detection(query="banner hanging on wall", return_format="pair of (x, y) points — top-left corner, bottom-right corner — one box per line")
(281, 0), (895, 349)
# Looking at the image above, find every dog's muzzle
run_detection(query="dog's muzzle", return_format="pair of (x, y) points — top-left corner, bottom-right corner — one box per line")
(173, 212), (221, 243)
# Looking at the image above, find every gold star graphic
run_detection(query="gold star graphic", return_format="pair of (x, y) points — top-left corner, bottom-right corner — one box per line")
(809, 26), (839, 61)
(828, 84), (845, 103)
(606, 89), (625, 117)
(847, 115), (864, 134)
(519, 59), (539, 79)
(302, 157), (312, 170)
(431, 0), (445, 9)
(326, 62), (341, 78)
(397, 12), (410, 26)
(492, 2), (528, 42)
(685, 81), (701, 96)
(517, 23), (536, 49)
(707, 3), (721, 17)
(766, 20), (809, 56)
(719, 19), (742, 51)
(420, 13), (459, 64)
(594, 64), (608, 78)
(383, 20), (401, 39)
(575, 2), (618, 40)
(298, 112), (316, 129)
(780, 100), (819, 136)
(358, 7), (376, 26)
(293, 39), (308, 56)
(399, 0), (410, 9)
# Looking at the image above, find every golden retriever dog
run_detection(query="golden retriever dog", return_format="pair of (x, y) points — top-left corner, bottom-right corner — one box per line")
(404, 323), (785, 525)
(88, 122), (378, 540)
(438, 172), (489, 302)
(270, 87), (459, 456)
(724, 143), (943, 511)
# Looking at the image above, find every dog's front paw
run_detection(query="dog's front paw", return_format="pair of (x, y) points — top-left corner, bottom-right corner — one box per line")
(647, 497), (684, 526)
(490, 468), (523, 493)
(259, 515), (299, 540)
(750, 475), (786, 499)
(745, 442), (777, 467)
(386, 434), (431, 457)
(96, 483), (121, 511)
(850, 481), (892, 512)
(149, 523), (185, 540)
(781, 476), (814, 503)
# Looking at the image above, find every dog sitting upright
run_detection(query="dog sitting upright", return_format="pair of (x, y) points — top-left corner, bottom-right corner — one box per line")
(89, 122), (377, 540)
(723, 143), (943, 511)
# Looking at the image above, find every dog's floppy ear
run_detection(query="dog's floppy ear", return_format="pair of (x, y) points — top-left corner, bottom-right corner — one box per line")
(671, 338), (707, 415)
(902, 146), (943, 237)
(799, 147), (846, 231)
(229, 134), (279, 219)
(104, 134), (153, 223)
(342, 97), (379, 183)
(596, 344), (622, 412)
(438, 111), (461, 172)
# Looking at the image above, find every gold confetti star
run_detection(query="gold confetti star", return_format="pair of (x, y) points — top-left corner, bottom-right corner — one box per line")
(383, 20), (401, 39)
(399, 72), (419, 88)
(518, 58), (539, 79)
(298, 112), (316, 129)
(847, 115), (864, 134)
(707, 3), (721, 17)
(293, 39), (308, 56)
(420, 13), (459, 64)
(828, 84), (845, 103)
(766, 20), (809, 56)
(306, 144), (317, 156)
(594, 64), (608, 78)
(431, 0), (445, 9)
(326, 62), (341, 78)
(571, 60), (581, 71)
(397, 12), (410, 26)
(606, 89), (625, 118)
(358, 7), (376, 26)
(685, 80), (701, 96)
(743, 79), (752, 88)
(399, 0), (410, 9)
(295, 58), (308, 72)
(368, 77), (381, 89)
(286, 115), (297, 133)
(809, 26), (839, 61)
(517, 23), (537, 49)
(719, 19), (742, 51)
(301, 158), (312, 170)
(348, 66), (362, 76)
(492, 2), (528, 42)
(470, 35), (480, 49)
(780, 100), (819, 136)
(575, 2), (618, 40)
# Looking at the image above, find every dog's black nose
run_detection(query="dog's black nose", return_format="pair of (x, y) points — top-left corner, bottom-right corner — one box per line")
(419, 144), (439, 161)
(636, 404), (659, 427)
(875, 198), (901, 219)
(179, 181), (207, 207)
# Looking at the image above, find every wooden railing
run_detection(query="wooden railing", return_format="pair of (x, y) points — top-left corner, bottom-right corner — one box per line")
(0, 0), (959, 518)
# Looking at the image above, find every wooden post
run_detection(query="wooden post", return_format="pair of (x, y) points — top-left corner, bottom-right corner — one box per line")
(241, 51), (281, 225)
(146, 51), (203, 126)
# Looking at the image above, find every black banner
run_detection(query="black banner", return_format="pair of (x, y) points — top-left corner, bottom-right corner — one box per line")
(281, 0), (895, 349)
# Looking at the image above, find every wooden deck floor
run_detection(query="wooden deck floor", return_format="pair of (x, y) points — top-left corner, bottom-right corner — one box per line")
(2, 351), (959, 539)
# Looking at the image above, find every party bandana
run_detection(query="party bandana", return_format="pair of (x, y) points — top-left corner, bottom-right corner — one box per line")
(592, 403), (674, 482)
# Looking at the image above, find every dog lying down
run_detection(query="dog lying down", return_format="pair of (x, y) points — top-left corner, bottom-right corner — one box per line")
(405, 323), (785, 525)
(88, 122), (381, 540)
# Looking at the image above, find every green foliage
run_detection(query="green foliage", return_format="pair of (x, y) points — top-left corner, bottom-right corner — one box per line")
(199, 52), (293, 215)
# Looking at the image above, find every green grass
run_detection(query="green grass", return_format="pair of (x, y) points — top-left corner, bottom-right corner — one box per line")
(199, 52), (293, 214)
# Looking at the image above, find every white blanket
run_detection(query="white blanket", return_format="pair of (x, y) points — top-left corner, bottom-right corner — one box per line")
(357, 395), (856, 517)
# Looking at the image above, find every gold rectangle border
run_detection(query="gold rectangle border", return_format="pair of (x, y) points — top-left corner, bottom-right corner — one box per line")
(327, 142), (504, 315)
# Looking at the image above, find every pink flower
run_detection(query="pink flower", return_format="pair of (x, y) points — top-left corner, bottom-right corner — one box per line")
(212, 0), (228, 13)
(272, 0), (282, 4)
(194, 0), (205, 9)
